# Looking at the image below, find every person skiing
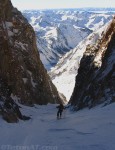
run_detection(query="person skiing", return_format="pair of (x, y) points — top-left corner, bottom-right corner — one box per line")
(56, 104), (65, 119)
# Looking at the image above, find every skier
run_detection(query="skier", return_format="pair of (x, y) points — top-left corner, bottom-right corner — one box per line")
(56, 104), (65, 119)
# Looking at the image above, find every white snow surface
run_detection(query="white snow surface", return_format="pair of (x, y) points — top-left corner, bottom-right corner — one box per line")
(0, 103), (115, 150)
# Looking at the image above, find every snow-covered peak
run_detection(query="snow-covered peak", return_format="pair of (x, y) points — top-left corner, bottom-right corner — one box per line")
(23, 10), (113, 70)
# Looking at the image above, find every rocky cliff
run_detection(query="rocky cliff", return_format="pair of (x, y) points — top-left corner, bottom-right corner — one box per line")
(0, 0), (62, 122)
(70, 18), (115, 110)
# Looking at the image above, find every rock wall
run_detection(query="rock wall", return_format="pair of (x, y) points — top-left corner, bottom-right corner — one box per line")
(70, 18), (115, 110)
(0, 0), (62, 123)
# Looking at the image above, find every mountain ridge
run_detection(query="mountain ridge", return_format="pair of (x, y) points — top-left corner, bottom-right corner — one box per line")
(70, 17), (115, 109)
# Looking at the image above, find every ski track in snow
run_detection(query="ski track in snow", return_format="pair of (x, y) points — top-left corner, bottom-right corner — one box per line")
(0, 103), (115, 150)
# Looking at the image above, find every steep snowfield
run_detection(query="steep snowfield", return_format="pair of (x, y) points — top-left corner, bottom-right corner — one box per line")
(23, 10), (113, 70)
(0, 103), (115, 150)
(49, 23), (109, 101)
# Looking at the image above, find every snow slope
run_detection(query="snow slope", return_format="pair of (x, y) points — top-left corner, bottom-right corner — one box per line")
(49, 23), (109, 101)
(0, 103), (115, 150)
(23, 10), (113, 70)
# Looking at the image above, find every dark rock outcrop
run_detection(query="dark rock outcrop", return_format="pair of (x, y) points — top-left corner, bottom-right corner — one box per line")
(0, 95), (30, 123)
(0, 0), (62, 121)
(0, 79), (31, 123)
(70, 18), (115, 110)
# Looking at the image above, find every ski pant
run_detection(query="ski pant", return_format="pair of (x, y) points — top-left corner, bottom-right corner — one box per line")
(57, 110), (63, 118)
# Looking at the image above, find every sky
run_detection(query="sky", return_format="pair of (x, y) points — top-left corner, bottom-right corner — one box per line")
(11, 0), (115, 10)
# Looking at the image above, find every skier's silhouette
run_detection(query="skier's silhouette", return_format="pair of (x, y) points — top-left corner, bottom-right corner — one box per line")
(56, 104), (65, 119)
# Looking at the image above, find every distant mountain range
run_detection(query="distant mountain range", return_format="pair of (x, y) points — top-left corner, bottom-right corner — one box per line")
(23, 10), (114, 70)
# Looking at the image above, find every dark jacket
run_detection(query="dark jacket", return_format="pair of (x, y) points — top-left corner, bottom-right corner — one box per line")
(56, 104), (65, 112)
